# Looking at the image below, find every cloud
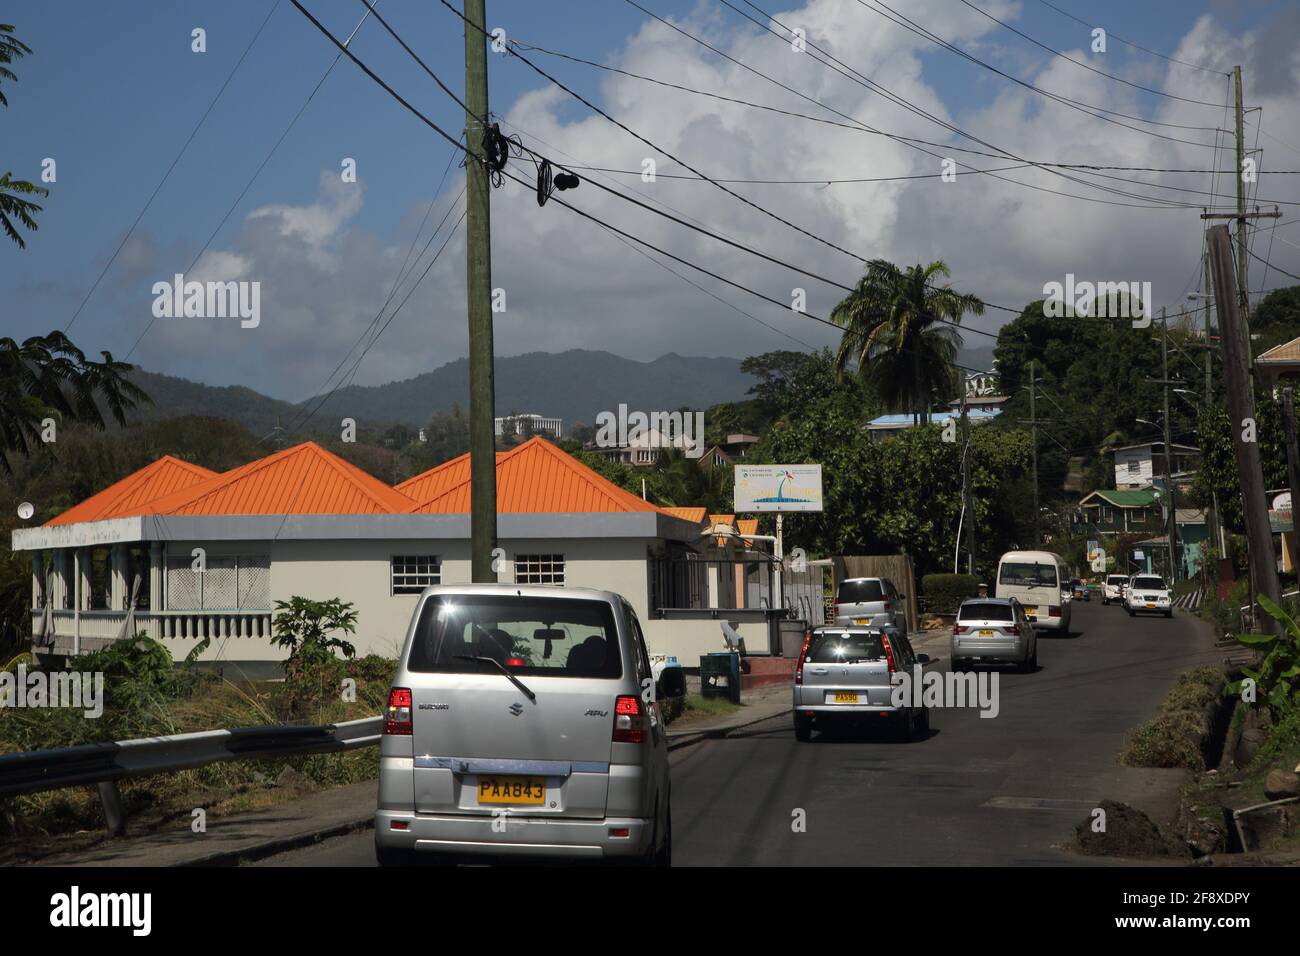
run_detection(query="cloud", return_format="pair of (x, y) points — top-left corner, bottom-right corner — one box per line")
(126, 0), (1300, 403)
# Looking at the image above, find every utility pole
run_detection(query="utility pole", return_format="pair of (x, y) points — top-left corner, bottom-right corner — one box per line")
(1203, 251), (1225, 580)
(1208, 224), (1281, 631)
(1159, 308), (1179, 582)
(1234, 66), (1248, 320)
(464, 0), (498, 583)
(1280, 387), (1300, 576)
(1028, 361), (1040, 546)
(961, 389), (975, 575)
(1201, 205), (1281, 397)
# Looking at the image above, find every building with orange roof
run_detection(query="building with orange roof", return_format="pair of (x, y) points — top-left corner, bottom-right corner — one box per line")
(14, 438), (790, 665)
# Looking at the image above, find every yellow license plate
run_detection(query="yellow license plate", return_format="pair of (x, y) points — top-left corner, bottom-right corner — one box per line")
(477, 776), (546, 805)
(853, 618), (871, 625)
(1024, 607), (1038, 616)
(831, 691), (860, 703)
(978, 629), (995, 637)
(1146, 603), (1156, 608)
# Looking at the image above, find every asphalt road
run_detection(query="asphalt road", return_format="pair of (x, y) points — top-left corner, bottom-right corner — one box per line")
(253, 601), (1220, 867)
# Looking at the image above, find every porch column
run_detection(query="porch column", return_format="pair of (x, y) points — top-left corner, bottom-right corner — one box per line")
(149, 542), (163, 612)
(110, 544), (127, 609)
(31, 553), (43, 609)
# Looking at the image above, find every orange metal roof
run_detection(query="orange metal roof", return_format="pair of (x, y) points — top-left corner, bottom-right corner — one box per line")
(142, 442), (416, 516)
(406, 437), (662, 514)
(395, 451), (506, 504)
(46, 456), (217, 527)
(662, 506), (708, 524)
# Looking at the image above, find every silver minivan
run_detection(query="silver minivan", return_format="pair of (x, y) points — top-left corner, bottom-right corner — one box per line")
(793, 626), (930, 742)
(833, 577), (905, 630)
(375, 584), (684, 866)
(951, 598), (1037, 672)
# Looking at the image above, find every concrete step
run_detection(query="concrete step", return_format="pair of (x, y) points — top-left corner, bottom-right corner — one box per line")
(742, 656), (795, 689)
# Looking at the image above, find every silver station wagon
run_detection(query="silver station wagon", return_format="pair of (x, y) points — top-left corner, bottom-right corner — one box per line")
(375, 585), (684, 866)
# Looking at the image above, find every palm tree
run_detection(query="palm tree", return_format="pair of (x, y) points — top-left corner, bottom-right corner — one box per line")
(0, 332), (151, 473)
(0, 172), (46, 249)
(0, 23), (33, 107)
(831, 259), (984, 424)
(2, 24), (47, 248)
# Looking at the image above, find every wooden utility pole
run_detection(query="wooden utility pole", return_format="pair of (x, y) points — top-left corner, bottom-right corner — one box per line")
(1159, 308), (1179, 581)
(1234, 66), (1248, 320)
(1280, 388), (1300, 575)
(464, 0), (498, 582)
(1201, 205), (1281, 399)
(1208, 224), (1281, 629)
(960, 389), (974, 575)
(1029, 360), (1040, 546)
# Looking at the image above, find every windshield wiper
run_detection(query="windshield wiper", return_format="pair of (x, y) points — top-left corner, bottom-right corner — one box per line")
(453, 654), (536, 702)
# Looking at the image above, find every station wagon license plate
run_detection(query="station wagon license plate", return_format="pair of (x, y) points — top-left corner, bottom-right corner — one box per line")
(829, 691), (860, 704)
(978, 629), (996, 637)
(477, 776), (546, 805)
(853, 618), (871, 625)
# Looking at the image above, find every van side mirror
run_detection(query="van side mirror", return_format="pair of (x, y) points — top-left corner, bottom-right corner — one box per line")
(657, 667), (686, 699)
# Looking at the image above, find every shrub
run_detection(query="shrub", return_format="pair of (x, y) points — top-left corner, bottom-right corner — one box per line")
(920, 573), (981, 614)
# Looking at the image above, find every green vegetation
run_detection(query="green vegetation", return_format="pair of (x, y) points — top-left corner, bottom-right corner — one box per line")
(920, 574), (981, 614)
(1121, 665), (1227, 770)
(831, 259), (983, 424)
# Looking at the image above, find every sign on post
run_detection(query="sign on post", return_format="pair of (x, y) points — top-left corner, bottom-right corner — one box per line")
(734, 465), (824, 512)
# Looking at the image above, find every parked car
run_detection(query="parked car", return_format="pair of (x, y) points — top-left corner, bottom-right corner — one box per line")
(793, 626), (930, 742)
(1125, 574), (1172, 618)
(833, 576), (905, 630)
(1102, 574), (1128, 605)
(951, 598), (1037, 672)
(1068, 578), (1090, 602)
(374, 584), (685, 866)
(994, 550), (1072, 634)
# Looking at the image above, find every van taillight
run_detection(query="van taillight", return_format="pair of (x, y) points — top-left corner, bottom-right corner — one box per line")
(880, 633), (897, 675)
(1049, 606), (1062, 618)
(385, 687), (412, 736)
(882, 600), (891, 611)
(795, 631), (812, 685)
(613, 695), (644, 743)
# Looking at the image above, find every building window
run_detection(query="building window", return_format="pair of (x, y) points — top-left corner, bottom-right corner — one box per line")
(1127, 460), (1139, 474)
(392, 555), (441, 595)
(515, 554), (565, 585)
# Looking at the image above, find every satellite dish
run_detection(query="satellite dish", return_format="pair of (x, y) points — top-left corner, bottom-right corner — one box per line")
(17, 502), (34, 521)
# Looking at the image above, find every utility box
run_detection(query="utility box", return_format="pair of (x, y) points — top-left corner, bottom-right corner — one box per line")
(700, 652), (741, 703)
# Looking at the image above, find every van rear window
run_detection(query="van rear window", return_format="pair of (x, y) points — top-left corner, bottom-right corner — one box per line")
(999, 562), (1058, 587)
(837, 580), (884, 603)
(958, 602), (1015, 622)
(807, 631), (885, 663)
(407, 595), (622, 679)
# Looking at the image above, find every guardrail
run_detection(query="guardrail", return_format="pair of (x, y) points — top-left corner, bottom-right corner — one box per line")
(0, 715), (382, 835)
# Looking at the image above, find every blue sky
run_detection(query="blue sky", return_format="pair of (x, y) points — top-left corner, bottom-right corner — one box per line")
(4, 1), (1296, 400)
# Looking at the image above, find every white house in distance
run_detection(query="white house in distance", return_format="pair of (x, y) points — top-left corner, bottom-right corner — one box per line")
(1113, 441), (1201, 490)
(493, 413), (562, 439)
(12, 439), (804, 670)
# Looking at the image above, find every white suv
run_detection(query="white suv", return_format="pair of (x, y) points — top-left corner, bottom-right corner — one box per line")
(1125, 574), (1172, 618)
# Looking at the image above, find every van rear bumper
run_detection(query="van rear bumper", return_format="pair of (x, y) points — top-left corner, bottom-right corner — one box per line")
(374, 809), (652, 859)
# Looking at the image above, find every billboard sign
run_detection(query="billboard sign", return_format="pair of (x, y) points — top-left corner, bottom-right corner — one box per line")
(735, 464), (824, 513)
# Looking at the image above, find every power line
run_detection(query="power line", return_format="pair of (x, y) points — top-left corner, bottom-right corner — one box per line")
(954, 0), (1227, 107)
(124, 0), (381, 362)
(1033, 0), (1227, 76)
(852, 0), (1222, 144)
(65, 0), (281, 335)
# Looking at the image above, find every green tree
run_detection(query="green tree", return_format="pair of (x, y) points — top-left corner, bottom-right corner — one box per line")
(1, 24), (47, 248)
(831, 260), (983, 424)
(0, 332), (150, 473)
(271, 596), (358, 662)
